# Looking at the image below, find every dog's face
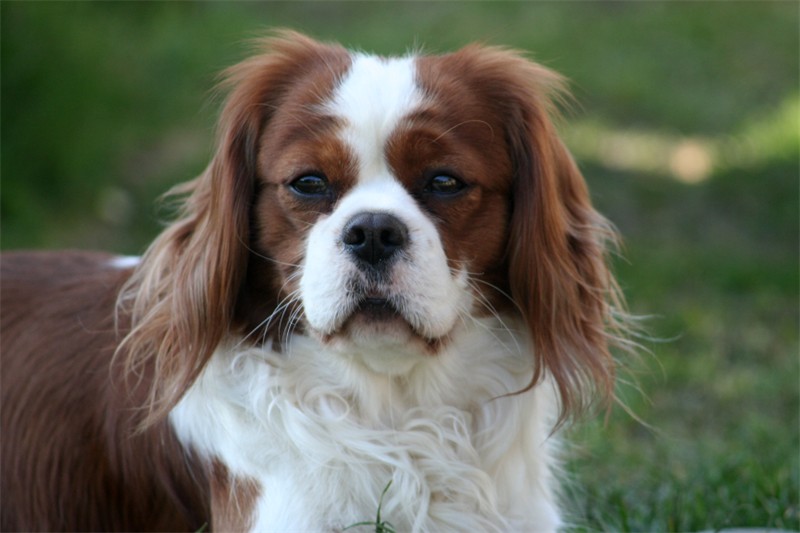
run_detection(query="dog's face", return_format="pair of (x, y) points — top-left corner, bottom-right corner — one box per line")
(126, 32), (622, 422)
(252, 52), (517, 373)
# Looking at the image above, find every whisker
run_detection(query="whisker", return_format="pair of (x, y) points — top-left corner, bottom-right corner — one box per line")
(235, 236), (303, 269)
(236, 287), (303, 349)
(284, 304), (305, 341)
(431, 119), (494, 143)
(460, 274), (523, 356)
(465, 275), (524, 318)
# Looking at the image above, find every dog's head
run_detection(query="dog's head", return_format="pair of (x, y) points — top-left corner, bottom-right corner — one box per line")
(121, 31), (625, 424)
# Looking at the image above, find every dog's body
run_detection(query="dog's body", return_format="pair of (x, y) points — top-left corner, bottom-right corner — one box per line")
(1, 252), (210, 531)
(1, 33), (627, 532)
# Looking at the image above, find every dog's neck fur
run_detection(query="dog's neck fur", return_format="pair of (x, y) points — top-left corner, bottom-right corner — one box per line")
(170, 317), (562, 532)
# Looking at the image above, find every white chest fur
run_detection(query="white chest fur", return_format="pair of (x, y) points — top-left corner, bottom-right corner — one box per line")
(170, 318), (562, 532)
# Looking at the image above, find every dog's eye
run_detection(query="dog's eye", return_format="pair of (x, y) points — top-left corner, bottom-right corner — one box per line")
(290, 175), (329, 197)
(425, 174), (466, 196)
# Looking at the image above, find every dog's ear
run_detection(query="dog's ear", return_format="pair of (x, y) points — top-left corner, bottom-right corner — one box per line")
(509, 119), (622, 425)
(457, 46), (627, 424)
(117, 32), (346, 425)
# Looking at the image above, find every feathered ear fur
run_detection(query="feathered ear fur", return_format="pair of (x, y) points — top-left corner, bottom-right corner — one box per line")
(454, 46), (629, 424)
(506, 55), (628, 424)
(117, 32), (347, 426)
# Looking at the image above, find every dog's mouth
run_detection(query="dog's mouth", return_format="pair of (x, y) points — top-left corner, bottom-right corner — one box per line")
(342, 294), (410, 335)
(318, 292), (444, 355)
(352, 296), (401, 321)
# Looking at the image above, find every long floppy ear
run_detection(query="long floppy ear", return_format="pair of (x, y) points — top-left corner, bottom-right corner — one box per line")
(117, 32), (343, 426)
(465, 47), (628, 424)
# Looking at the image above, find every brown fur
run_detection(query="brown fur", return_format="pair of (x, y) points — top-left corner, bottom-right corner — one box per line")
(118, 32), (352, 426)
(418, 46), (626, 422)
(209, 461), (261, 532)
(1, 251), (209, 531)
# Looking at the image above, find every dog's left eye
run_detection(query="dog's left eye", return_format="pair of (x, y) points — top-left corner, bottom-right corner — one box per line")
(289, 175), (330, 197)
(424, 174), (467, 196)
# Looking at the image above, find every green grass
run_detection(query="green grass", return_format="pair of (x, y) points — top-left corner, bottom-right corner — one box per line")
(344, 481), (396, 533)
(2, 2), (798, 530)
(565, 158), (798, 531)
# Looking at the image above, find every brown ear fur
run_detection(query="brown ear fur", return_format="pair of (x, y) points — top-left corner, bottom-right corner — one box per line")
(117, 32), (348, 426)
(509, 125), (625, 424)
(507, 55), (628, 424)
(452, 46), (629, 424)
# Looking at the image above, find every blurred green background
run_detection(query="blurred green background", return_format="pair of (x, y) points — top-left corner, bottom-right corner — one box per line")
(2, 2), (797, 530)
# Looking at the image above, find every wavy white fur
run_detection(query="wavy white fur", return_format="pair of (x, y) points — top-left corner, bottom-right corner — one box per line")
(170, 316), (561, 532)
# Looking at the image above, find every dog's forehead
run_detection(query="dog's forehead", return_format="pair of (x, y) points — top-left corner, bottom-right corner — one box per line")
(327, 54), (421, 133)
(325, 53), (423, 183)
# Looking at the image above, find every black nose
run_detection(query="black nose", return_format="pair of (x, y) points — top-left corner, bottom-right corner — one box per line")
(342, 212), (409, 268)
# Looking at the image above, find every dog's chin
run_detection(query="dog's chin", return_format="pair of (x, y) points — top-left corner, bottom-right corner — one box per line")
(317, 298), (445, 375)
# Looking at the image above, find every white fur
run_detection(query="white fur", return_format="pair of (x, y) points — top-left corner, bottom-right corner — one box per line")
(108, 255), (141, 269)
(300, 178), (468, 374)
(170, 51), (563, 532)
(171, 318), (561, 532)
(301, 53), (465, 375)
(326, 53), (421, 183)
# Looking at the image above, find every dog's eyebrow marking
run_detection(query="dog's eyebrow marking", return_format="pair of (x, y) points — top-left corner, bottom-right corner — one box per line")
(325, 53), (422, 184)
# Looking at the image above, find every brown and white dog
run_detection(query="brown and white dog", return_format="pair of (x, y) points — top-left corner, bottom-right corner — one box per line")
(1, 32), (628, 532)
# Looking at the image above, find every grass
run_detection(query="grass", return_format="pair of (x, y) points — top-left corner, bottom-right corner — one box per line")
(344, 481), (396, 533)
(2, 2), (798, 531)
(565, 157), (798, 531)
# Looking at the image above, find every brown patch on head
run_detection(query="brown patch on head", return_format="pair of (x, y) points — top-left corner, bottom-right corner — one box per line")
(118, 31), (354, 425)
(412, 46), (628, 424)
(395, 54), (517, 313)
(237, 36), (356, 344)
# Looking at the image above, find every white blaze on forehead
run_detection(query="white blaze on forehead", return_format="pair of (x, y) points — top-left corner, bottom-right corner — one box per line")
(326, 53), (421, 182)
(301, 51), (467, 354)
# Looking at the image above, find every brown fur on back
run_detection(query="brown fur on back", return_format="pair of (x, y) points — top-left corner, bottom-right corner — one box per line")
(0, 251), (209, 532)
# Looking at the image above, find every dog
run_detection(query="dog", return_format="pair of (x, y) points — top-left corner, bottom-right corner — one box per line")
(1, 31), (629, 532)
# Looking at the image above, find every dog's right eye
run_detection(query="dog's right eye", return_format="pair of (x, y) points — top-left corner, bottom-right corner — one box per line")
(289, 175), (330, 197)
